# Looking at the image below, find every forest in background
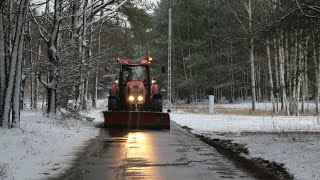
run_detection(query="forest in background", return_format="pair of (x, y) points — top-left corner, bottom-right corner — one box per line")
(1, 0), (320, 128)
(151, 0), (320, 116)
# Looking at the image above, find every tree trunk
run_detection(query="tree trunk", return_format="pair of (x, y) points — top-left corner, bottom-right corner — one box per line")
(301, 56), (308, 114)
(43, 0), (62, 115)
(295, 31), (309, 116)
(285, 32), (290, 107)
(266, 38), (275, 113)
(29, 20), (34, 110)
(5, 0), (12, 70)
(33, 39), (41, 109)
(278, 32), (289, 115)
(292, 30), (298, 115)
(81, 1), (89, 110)
(317, 39), (320, 114)
(315, 31), (320, 114)
(92, 68), (98, 108)
(273, 36), (279, 112)
(302, 36), (309, 114)
(256, 65), (261, 101)
(88, 24), (97, 108)
(12, 27), (25, 128)
(248, 0), (256, 110)
(229, 44), (235, 103)
(0, 10), (6, 126)
(2, 0), (28, 128)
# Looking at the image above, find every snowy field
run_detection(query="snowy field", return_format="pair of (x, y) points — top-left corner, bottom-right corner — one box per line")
(171, 113), (320, 180)
(215, 102), (317, 110)
(170, 101), (318, 112)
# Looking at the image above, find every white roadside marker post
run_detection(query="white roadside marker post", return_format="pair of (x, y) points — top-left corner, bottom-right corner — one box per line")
(209, 95), (214, 115)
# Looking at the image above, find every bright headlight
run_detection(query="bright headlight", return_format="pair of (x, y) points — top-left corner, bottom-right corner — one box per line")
(129, 95), (134, 101)
(115, 80), (118, 84)
(137, 96), (143, 101)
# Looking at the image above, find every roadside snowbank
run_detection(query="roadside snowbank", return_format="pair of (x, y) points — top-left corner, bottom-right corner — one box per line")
(171, 114), (320, 133)
(0, 111), (99, 180)
(171, 113), (320, 180)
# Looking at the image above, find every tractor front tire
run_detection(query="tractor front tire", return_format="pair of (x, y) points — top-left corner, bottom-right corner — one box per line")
(151, 96), (163, 112)
(108, 96), (118, 111)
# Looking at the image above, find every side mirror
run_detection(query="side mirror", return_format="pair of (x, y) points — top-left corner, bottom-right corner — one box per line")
(161, 66), (166, 73)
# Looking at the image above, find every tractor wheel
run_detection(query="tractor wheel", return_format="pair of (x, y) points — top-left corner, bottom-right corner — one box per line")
(108, 97), (118, 111)
(151, 98), (163, 112)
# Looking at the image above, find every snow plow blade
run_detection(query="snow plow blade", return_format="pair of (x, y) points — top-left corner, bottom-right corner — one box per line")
(103, 111), (170, 129)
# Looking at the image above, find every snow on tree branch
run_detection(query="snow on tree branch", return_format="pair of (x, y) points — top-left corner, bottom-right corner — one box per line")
(87, 0), (129, 26)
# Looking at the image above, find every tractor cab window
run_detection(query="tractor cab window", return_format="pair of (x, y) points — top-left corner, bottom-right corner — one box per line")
(123, 66), (147, 82)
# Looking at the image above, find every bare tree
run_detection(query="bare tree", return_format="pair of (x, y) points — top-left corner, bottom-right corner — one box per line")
(30, 0), (129, 114)
(0, 5), (6, 126)
(278, 31), (289, 115)
(2, 0), (29, 127)
(266, 38), (276, 113)
(232, 0), (257, 110)
(313, 30), (320, 114)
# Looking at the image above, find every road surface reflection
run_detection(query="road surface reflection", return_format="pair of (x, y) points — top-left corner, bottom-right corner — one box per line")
(124, 131), (161, 179)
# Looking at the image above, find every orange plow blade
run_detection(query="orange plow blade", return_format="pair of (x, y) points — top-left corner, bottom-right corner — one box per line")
(103, 111), (170, 129)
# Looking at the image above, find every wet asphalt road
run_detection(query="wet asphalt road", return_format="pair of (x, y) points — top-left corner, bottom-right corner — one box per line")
(57, 122), (255, 180)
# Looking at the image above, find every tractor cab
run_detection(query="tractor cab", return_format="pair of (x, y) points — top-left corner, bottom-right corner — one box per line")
(120, 64), (149, 86)
(109, 57), (162, 112)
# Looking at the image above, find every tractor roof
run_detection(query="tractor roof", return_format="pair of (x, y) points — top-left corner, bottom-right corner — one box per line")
(121, 59), (150, 66)
(116, 56), (153, 66)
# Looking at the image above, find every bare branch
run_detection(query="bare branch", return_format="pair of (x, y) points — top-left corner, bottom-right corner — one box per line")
(88, 0), (129, 26)
(28, 8), (50, 43)
(302, 4), (320, 17)
(232, 9), (248, 34)
(90, 0), (116, 17)
(38, 73), (49, 89)
(296, 0), (317, 18)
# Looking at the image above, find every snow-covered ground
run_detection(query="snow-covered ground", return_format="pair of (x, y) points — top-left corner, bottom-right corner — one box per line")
(215, 102), (317, 110)
(0, 111), (100, 179)
(171, 101), (318, 111)
(171, 113), (320, 180)
(1, 99), (319, 180)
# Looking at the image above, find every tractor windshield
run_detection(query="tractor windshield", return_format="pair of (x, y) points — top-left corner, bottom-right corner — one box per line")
(123, 66), (147, 82)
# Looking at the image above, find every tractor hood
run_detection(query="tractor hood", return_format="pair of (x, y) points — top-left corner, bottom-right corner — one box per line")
(126, 81), (145, 94)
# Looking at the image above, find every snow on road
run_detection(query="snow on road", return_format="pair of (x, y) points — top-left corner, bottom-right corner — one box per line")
(171, 113), (320, 180)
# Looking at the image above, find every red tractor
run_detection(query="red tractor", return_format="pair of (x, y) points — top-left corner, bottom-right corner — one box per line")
(103, 57), (170, 129)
